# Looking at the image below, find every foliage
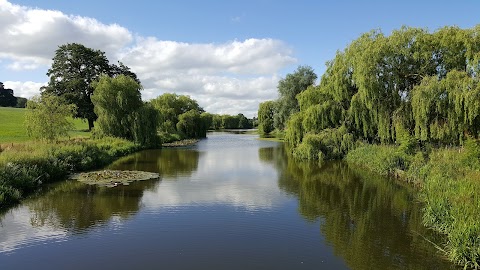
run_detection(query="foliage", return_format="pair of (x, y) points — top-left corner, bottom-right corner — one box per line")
(274, 65), (317, 130)
(411, 70), (480, 145)
(25, 94), (77, 142)
(132, 103), (161, 147)
(345, 138), (480, 267)
(91, 75), (141, 139)
(419, 140), (480, 268)
(150, 93), (204, 134)
(15, 97), (27, 108)
(293, 127), (355, 161)
(270, 25), (480, 162)
(0, 82), (17, 107)
(91, 75), (159, 146)
(42, 43), (139, 130)
(0, 107), (88, 143)
(345, 144), (411, 177)
(0, 137), (141, 208)
(258, 100), (275, 134)
(176, 110), (206, 138)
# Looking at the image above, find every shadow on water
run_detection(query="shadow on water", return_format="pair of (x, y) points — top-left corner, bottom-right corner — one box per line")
(259, 145), (457, 270)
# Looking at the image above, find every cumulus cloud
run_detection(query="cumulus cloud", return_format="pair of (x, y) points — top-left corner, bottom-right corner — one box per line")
(0, 0), (297, 117)
(123, 38), (294, 116)
(3, 81), (45, 98)
(0, 0), (132, 69)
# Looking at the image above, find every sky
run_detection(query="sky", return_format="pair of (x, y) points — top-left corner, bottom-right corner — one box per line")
(1, 0), (480, 117)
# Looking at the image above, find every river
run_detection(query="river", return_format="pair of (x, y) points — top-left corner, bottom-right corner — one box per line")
(0, 132), (457, 269)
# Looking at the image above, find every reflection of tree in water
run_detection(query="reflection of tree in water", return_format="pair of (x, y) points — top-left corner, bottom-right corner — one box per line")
(108, 149), (200, 178)
(27, 177), (157, 232)
(260, 145), (454, 270)
(25, 148), (201, 232)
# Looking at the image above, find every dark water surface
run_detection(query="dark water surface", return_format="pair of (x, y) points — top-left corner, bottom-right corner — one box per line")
(0, 132), (457, 269)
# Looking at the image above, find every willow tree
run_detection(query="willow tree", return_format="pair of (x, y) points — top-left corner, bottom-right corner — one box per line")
(150, 93), (204, 134)
(91, 75), (159, 146)
(258, 100), (276, 135)
(412, 71), (480, 144)
(276, 25), (480, 161)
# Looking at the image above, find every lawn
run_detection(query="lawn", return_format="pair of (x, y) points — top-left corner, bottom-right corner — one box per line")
(0, 107), (90, 143)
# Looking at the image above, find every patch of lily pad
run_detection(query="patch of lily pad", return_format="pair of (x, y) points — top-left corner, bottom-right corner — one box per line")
(70, 170), (160, 187)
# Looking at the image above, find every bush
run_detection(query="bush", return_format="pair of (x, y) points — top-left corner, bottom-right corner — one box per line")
(292, 126), (355, 161)
(0, 137), (143, 208)
(345, 144), (410, 176)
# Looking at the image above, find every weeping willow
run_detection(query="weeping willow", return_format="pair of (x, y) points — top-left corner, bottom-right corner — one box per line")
(281, 25), (480, 160)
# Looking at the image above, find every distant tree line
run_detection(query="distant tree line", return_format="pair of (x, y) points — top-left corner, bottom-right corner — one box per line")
(0, 82), (27, 108)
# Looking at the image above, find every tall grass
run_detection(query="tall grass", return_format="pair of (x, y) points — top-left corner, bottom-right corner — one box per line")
(346, 140), (480, 268)
(0, 137), (142, 208)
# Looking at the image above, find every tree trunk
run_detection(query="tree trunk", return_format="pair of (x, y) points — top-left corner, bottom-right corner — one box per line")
(88, 118), (94, 131)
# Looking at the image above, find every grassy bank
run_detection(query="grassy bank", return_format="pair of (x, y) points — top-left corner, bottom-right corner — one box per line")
(346, 141), (480, 268)
(0, 107), (89, 143)
(0, 137), (144, 208)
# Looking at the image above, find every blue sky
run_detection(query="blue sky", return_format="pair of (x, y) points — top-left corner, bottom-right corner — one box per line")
(2, 0), (480, 116)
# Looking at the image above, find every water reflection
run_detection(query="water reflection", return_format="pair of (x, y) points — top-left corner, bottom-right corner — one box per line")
(107, 148), (201, 178)
(261, 145), (455, 270)
(137, 134), (285, 210)
(0, 134), (457, 269)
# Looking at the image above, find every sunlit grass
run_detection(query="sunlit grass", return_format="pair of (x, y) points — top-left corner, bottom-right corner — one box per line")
(0, 107), (90, 143)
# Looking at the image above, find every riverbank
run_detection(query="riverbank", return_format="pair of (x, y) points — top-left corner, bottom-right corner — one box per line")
(0, 137), (148, 208)
(345, 141), (480, 268)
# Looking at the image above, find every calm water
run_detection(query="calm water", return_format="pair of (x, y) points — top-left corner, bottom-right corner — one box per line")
(0, 132), (457, 269)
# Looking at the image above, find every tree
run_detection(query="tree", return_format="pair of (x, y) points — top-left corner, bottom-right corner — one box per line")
(0, 82), (17, 107)
(25, 94), (76, 142)
(91, 75), (143, 141)
(277, 25), (480, 161)
(258, 101), (275, 134)
(222, 114), (239, 129)
(237, 113), (252, 129)
(132, 102), (160, 147)
(150, 93), (204, 134)
(176, 110), (207, 138)
(43, 43), (139, 130)
(274, 66), (317, 130)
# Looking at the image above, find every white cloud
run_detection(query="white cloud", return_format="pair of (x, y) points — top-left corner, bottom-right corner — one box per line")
(123, 38), (294, 116)
(3, 81), (45, 98)
(0, 0), (297, 117)
(0, 0), (132, 69)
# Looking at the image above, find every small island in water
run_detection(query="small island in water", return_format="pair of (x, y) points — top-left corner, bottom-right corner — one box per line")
(70, 170), (160, 187)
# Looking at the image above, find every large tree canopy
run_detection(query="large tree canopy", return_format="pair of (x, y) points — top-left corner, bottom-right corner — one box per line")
(266, 25), (480, 160)
(150, 93), (204, 134)
(42, 43), (139, 130)
(91, 75), (158, 146)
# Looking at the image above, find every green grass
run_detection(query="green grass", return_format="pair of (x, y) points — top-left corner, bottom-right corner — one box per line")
(345, 141), (480, 268)
(0, 137), (143, 208)
(0, 107), (90, 143)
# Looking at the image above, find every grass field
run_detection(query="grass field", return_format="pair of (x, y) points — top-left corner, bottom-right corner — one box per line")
(0, 107), (90, 143)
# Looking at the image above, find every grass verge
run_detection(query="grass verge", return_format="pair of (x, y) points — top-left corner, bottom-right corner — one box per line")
(0, 137), (144, 208)
(346, 140), (480, 268)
